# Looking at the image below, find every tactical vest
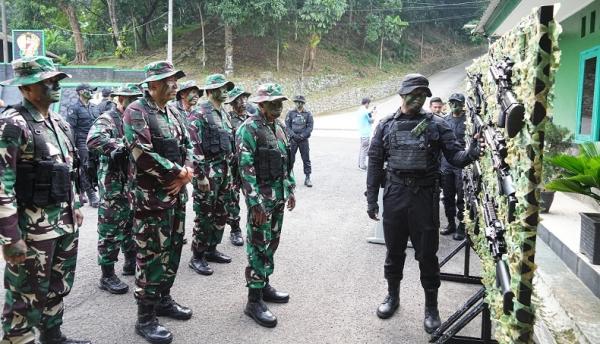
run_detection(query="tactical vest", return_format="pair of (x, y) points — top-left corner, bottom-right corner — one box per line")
(8, 105), (77, 207)
(254, 123), (289, 184)
(290, 112), (307, 133)
(106, 110), (129, 174)
(387, 114), (433, 173)
(200, 110), (233, 159)
(146, 107), (185, 166)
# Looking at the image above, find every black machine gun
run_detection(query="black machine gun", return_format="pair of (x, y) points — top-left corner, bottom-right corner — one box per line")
(488, 56), (526, 138)
(464, 72), (516, 315)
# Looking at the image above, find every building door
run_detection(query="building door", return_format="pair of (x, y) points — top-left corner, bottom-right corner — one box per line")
(577, 46), (600, 141)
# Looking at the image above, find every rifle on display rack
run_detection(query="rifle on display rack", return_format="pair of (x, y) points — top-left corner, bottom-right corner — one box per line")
(464, 70), (520, 315)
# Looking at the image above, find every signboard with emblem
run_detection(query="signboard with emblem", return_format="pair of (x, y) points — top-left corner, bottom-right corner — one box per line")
(11, 30), (45, 61)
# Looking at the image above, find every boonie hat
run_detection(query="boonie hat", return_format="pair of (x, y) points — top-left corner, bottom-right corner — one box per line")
(203, 74), (234, 91)
(0, 56), (71, 87)
(176, 80), (203, 100)
(249, 83), (289, 103)
(111, 83), (143, 97)
(225, 85), (251, 104)
(141, 61), (185, 84)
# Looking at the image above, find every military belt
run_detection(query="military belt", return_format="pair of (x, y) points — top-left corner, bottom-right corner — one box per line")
(386, 172), (438, 187)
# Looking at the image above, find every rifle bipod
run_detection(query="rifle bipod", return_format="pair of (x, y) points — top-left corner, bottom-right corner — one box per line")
(429, 287), (496, 344)
(440, 238), (481, 285)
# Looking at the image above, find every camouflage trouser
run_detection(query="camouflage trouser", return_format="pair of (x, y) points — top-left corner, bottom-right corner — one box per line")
(224, 184), (241, 230)
(97, 196), (135, 266)
(1, 232), (79, 344)
(133, 201), (185, 305)
(245, 203), (285, 289)
(192, 161), (231, 253)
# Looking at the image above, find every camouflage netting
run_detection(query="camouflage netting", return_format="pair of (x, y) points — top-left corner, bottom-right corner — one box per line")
(465, 6), (561, 344)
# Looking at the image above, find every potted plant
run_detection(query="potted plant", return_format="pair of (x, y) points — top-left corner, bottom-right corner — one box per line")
(546, 142), (600, 264)
(541, 121), (572, 213)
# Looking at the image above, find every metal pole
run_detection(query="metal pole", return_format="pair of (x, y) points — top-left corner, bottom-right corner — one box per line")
(167, 0), (173, 63)
(1, 0), (8, 62)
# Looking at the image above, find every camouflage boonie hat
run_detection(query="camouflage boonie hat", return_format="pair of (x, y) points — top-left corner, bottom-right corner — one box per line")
(203, 74), (234, 91)
(0, 56), (71, 87)
(249, 83), (289, 103)
(224, 85), (251, 104)
(176, 80), (203, 100)
(111, 83), (143, 97)
(140, 61), (185, 84)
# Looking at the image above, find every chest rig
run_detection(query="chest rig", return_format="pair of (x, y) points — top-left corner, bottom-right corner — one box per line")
(254, 122), (289, 184)
(290, 112), (307, 133)
(201, 110), (233, 159)
(387, 114), (433, 173)
(9, 105), (77, 207)
(146, 107), (186, 166)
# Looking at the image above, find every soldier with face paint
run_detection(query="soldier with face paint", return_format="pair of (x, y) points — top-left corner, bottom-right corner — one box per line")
(285, 95), (314, 187)
(439, 93), (467, 241)
(187, 74), (235, 276)
(67, 83), (100, 207)
(0, 56), (89, 344)
(237, 83), (296, 328)
(173, 80), (202, 115)
(366, 74), (482, 334)
(224, 85), (252, 246)
(87, 84), (143, 295)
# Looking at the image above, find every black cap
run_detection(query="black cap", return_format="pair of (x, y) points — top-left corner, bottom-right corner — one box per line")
(76, 83), (97, 92)
(398, 73), (432, 97)
(448, 93), (465, 103)
(293, 95), (306, 103)
(101, 88), (112, 97)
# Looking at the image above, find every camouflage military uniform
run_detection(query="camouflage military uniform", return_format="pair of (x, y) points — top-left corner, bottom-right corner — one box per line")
(0, 57), (85, 344)
(237, 86), (295, 289)
(123, 90), (194, 305)
(87, 92), (137, 269)
(188, 75), (235, 261)
(224, 86), (252, 244)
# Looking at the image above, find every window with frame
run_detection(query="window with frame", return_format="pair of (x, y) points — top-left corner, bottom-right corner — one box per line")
(577, 46), (600, 141)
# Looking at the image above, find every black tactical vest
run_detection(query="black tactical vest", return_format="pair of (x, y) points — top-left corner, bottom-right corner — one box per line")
(8, 105), (77, 207)
(290, 112), (307, 133)
(387, 114), (433, 173)
(200, 110), (233, 159)
(254, 123), (288, 184)
(146, 107), (185, 166)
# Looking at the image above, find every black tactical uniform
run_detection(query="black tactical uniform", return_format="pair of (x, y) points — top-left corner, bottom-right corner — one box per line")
(366, 74), (479, 333)
(285, 95), (313, 186)
(97, 88), (116, 115)
(440, 93), (467, 240)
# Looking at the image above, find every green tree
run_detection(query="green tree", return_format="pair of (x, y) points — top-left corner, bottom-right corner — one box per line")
(299, 0), (347, 72)
(365, 0), (408, 69)
(206, 0), (248, 76)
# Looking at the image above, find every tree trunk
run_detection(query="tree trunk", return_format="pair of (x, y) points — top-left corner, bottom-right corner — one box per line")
(276, 38), (280, 72)
(224, 22), (234, 77)
(197, 3), (206, 68)
(379, 36), (383, 69)
(106, 0), (123, 51)
(306, 33), (320, 72)
(58, 1), (87, 63)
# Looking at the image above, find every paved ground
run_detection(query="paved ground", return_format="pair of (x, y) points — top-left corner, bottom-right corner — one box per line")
(0, 62), (485, 343)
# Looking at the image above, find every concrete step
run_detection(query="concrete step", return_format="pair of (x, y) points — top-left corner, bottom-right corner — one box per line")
(534, 239), (600, 344)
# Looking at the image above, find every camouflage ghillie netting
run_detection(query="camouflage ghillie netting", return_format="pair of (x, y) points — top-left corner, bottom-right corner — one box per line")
(465, 6), (560, 344)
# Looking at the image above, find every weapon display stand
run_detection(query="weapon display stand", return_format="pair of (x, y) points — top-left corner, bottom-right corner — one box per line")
(431, 239), (498, 344)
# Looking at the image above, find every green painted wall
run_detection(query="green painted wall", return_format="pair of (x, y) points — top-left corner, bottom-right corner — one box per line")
(553, 1), (600, 138)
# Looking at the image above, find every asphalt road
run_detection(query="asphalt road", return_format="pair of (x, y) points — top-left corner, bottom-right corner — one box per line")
(0, 61), (484, 344)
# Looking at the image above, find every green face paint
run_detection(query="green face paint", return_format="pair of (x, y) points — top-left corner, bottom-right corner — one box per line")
(449, 101), (465, 114)
(210, 86), (228, 103)
(42, 79), (61, 103)
(402, 91), (427, 113)
(81, 89), (92, 100)
(261, 100), (283, 120)
(186, 89), (200, 106)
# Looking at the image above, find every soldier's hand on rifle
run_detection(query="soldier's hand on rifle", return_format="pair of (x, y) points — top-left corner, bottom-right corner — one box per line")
(367, 203), (380, 221)
(2, 239), (27, 265)
(251, 205), (268, 226)
(74, 208), (84, 227)
(287, 195), (296, 211)
(470, 133), (486, 157)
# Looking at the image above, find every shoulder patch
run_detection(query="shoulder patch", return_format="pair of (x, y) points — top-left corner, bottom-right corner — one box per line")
(1, 122), (22, 141)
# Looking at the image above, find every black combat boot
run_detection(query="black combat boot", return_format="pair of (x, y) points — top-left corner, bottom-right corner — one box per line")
(155, 291), (192, 320)
(229, 221), (244, 246)
(39, 326), (91, 344)
(244, 288), (277, 328)
(205, 245), (232, 263)
(440, 218), (456, 235)
(99, 265), (129, 294)
(189, 251), (213, 275)
(87, 191), (99, 208)
(304, 174), (313, 187)
(424, 289), (441, 334)
(122, 250), (136, 276)
(376, 279), (400, 319)
(135, 303), (173, 344)
(262, 284), (289, 303)
(453, 222), (466, 241)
